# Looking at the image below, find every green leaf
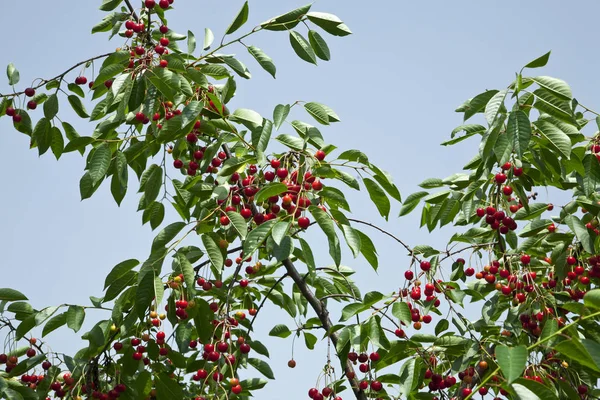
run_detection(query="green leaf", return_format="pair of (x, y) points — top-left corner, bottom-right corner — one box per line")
(534, 119), (571, 159)
(67, 95), (89, 118)
(289, 31), (317, 65)
(202, 234), (223, 270)
(147, 67), (178, 101)
(68, 82), (85, 98)
(43, 93), (59, 119)
(356, 230), (378, 270)
(155, 372), (184, 399)
(243, 220), (277, 256)
(484, 89), (507, 124)
(304, 102), (330, 125)
(435, 319), (449, 336)
(152, 222), (186, 251)
(564, 215), (595, 254)
(582, 154), (600, 196)
(533, 76), (572, 100)
(392, 301), (412, 326)
(186, 30), (196, 54)
(363, 178), (390, 220)
(308, 30), (330, 61)
(176, 252), (196, 297)
(136, 270), (156, 319)
(255, 183), (288, 203)
(261, 4), (311, 30)
(512, 381), (559, 400)
(104, 259), (139, 289)
(232, 108), (263, 128)
(271, 221), (290, 245)
(32, 118), (51, 156)
(276, 134), (304, 150)
(340, 224), (361, 258)
(50, 127), (64, 160)
(225, 1), (249, 35)
(309, 206), (341, 266)
(508, 110), (531, 159)
(6, 63), (19, 85)
(227, 211), (248, 239)
(584, 289), (600, 310)
(533, 88), (574, 124)
(461, 90), (499, 121)
(399, 191), (429, 216)
(42, 312), (67, 337)
(248, 46), (276, 78)
(269, 324), (292, 338)
(555, 339), (600, 372)
(273, 104), (290, 130)
(306, 13), (352, 36)
(89, 143), (112, 185)
(144, 165), (163, 204)
(495, 344), (528, 383)
(203, 28), (214, 50)
(99, 0), (122, 11)
(247, 358), (275, 379)
(66, 306), (85, 333)
(523, 51), (551, 69)
(0, 288), (28, 301)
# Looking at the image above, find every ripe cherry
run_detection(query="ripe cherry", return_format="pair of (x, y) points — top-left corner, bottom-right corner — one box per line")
(232, 384), (242, 395)
(513, 167), (523, 176)
(420, 260), (431, 271)
(145, 0), (156, 8)
(298, 217), (310, 229)
(495, 173), (507, 184)
(27, 100), (37, 110)
(159, 25), (169, 34)
(159, 0), (170, 8)
(160, 37), (170, 46)
(276, 168), (288, 179)
(240, 343), (251, 354)
(270, 159), (281, 168)
(173, 159), (183, 169)
(520, 254), (531, 264)
(24, 88), (35, 97)
(315, 150), (326, 161)
(502, 186), (513, 196)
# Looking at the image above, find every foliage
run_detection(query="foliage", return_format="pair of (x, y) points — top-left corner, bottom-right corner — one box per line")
(1, 1), (600, 400)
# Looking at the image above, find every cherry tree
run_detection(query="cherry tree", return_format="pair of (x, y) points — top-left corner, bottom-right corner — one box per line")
(1, 1), (600, 400)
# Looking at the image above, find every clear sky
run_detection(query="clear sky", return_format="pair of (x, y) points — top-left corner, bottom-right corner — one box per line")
(1, 0), (600, 398)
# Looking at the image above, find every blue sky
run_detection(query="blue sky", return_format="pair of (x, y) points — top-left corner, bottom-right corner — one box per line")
(1, 1), (600, 398)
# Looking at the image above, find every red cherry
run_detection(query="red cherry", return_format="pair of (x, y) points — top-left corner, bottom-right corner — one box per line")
(12, 114), (22, 123)
(502, 186), (513, 196)
(24, 88), (35, 97)
(264, 171), (275, 181)
(159, 59), (168, 68)
(27, 100), (37, 110)
(160, 37), (170, 46)
(370, 381), (382, 392)
(501, 162), (512, 170)
(173, 159), (183, 169)
(159, 0), (170, 8)
(276, 168), (288, 179)
(159, 25), (169, 34)
(520, 254), (531, 265)
(513, 167), (523, 176)
(239, 279), (249, 288)
(420, 260), (431, 271)
(298, 217), (310, 229)
(495, 173), (507, 184)
(312, 180), (323, 191)
(145, 0), (156, 8)
(239, 343), (251, 353)
(270, 159), (281, 169)
(567, 256), (577, 265)
(315, 150), (326, 161)
(404, 270), (414, 280)
(220, 215), (230, 226)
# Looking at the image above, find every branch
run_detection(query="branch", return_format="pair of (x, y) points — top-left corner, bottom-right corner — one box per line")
(249, 273), (289, 328)
(0, 53), (113, 98)
(123, 0), (139, 21)
(347, 218), (414, 255)
(282, 258), (367, 400)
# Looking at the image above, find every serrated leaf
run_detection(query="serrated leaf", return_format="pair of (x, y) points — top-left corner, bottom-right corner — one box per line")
(225, 1), (249, 35)
(304, 102), (329, 125)
(232, 108), (262, 128)
(392, 301), (411, 326)
(534, 119), (571, 159)
(152, 222), (186, 251)
(308, 30), (330, 61)
(289, 31), (317, 64)
(89, 143), (112, 185)
(495, 344), (527, 383)
(202, 235), (223, 270)
(243, 220), (277, 256)
(66, 306), (85, 333)
(255, 182), (287, 203)
(363, 178), (390, 220)
(399, 191), (428, 216)
(43, 93), (59, 119)
(523, 51), (551, 69)
(309, 206), (341, 266)
(247, 45), (276, 78)
(67, 95), (89, 118)
(248, 358), (275, 379)
(508, 110), (531, 158)
(273, 104), (290, 130)
(269, 324), (292, 338)
(104, 259), (139, 289)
